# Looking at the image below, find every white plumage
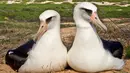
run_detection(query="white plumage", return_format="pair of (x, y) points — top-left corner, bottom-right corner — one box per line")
(19, 10), (67, 73)
(67, 2), (124, 72)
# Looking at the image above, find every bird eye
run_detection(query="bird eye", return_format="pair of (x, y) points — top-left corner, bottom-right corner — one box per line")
(41, 26), (44, 28)
(95, 17), (97, 19)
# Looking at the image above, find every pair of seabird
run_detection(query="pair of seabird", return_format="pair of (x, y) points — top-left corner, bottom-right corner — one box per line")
(6, 2), (124, 73)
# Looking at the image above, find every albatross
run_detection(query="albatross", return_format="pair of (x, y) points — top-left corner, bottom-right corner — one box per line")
(67, 2), (124, 72)
(6, 10), (67, 73)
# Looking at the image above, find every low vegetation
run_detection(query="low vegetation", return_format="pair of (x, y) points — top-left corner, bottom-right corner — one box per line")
(98, 5), (130, 18)
(0, 4), (130, 22)
(0, 3), (74, 21)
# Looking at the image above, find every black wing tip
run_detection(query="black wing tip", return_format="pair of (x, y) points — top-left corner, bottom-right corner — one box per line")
(5, 49), (26, 71)
(5, 50), (18, 70)
(5, 39), (35, 71)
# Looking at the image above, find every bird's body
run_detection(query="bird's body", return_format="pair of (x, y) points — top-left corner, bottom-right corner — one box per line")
(5, 33), (123, 71)
(19, 28), (67, 72)
(68, 26), (124, 72)
(67, 2), (124, 72)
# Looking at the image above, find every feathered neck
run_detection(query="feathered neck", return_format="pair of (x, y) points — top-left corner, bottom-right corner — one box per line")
(73, 8), (103, 49)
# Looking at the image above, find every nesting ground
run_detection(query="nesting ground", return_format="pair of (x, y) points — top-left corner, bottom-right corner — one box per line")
(0, 18), (130, 73)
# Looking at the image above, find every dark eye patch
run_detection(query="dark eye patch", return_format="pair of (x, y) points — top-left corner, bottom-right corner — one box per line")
(46, 17), (52, 24)
(84, 9), (92, 16)
(41, 26), (44, 28)
(81, 8), (92, 16)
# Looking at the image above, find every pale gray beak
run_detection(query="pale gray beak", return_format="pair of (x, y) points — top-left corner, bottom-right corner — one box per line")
(90, 12), (107, 31)
(34, 21), (48, 41)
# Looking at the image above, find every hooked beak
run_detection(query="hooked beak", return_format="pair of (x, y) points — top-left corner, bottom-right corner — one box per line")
(90, 12), (107, 31)
(34, 21), (48, 41)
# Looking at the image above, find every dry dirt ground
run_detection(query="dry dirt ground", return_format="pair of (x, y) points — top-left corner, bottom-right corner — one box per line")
(0, 18), (130, 73)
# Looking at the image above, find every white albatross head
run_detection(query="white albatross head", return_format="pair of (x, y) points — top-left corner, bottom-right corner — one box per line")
(35, 10), (60, 41)
(74, 2), (107, 30)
